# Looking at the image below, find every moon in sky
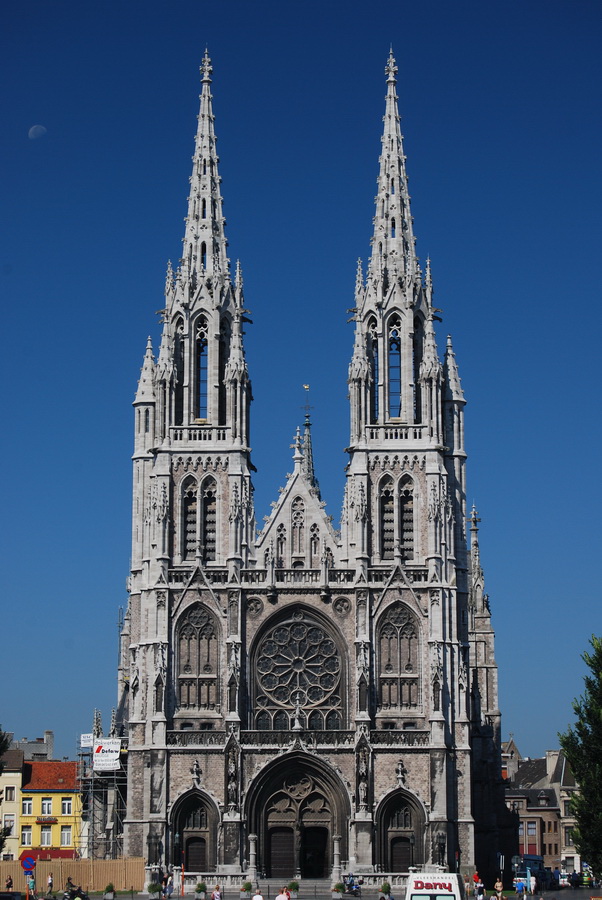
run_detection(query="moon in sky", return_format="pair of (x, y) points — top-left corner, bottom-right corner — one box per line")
(28, 125), (47, 139)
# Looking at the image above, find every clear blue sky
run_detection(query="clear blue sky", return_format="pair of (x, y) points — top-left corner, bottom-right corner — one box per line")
(2, 0), (601, 761)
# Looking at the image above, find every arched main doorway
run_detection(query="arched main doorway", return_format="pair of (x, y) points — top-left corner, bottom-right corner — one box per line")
(377, 790), (426, 872)
(171, 791), (219, 871)
(246, 756), (349, 880)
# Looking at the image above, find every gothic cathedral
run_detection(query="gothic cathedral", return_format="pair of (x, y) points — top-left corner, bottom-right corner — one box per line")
(118, 52), (503, 882)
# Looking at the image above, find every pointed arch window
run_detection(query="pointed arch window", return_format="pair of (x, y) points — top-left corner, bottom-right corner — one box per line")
(391, 218), (396, 238)
(399, 476), (414, 560)
(200, 478), (217, 563)
(218, 320), (230, 426)
(413, 316), (424, 424)
(379, 477), (395, 560)
(388, 316), (402, 418)
(391, 179), (395, 195)
(200, 242), (207, 270)
(377, 603), (420, 711)
(144, 409), (150, 433)
(177, 604), (219, 710)
(182, 477), (198, 561)
(154, 675), (164, 713)
(174, 320), (185, 426)
(201, 198), (207, 219)
(367, 317), (379, 424)
(195, 317), (209, 419)
(309, 523), (320, 567)
(291, 498), (305, 555)
(276, 524), (286, 567)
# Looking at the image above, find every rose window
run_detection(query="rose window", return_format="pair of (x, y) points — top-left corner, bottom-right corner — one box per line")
(254, 613), (343, 729)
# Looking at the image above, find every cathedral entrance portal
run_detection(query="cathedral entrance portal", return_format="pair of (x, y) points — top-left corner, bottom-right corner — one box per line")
(247, 758), (348, 880)
(171, 792), (218, 871)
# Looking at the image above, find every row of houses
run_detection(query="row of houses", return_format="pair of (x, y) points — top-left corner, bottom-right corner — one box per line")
(501, 740), (581, 874)
(0, 748), (82, 861)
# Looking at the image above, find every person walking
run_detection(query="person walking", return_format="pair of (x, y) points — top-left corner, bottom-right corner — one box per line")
(47, 874), (54, 897)
(494, 878), (503, 900)
(252, 891), (263, 900)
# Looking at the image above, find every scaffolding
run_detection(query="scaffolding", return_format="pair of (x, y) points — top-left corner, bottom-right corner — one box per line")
(77, 725), (127, 859)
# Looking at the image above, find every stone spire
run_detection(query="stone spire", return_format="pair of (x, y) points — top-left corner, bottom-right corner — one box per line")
(302, 412), (321, 498)
(444, 334), (465, 402)
(181, 50), (230, 283)
(134, 336), (156, 403)
(366, 49), (418, 294)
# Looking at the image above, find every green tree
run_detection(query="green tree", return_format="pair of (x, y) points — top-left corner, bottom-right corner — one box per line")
(0, 725), (12, 855)
(559, 635), (602, 878)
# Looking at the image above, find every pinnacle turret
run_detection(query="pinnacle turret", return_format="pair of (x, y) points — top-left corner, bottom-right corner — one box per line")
(301, 412), (321, 498)
(134, 336), (156, 403)
(180, 50), (230, 284)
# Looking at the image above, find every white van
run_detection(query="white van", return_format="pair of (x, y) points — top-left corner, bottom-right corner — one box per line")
(404, 873), (465, 900)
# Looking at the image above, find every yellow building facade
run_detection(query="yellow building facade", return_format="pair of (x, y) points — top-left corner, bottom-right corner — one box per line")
(19, 761), (82, 861)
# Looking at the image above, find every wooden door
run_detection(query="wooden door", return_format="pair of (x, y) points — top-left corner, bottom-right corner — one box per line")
(269, 827), (295, 878)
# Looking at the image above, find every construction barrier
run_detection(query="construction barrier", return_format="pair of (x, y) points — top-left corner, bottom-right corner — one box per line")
(0, 858), (146, 893)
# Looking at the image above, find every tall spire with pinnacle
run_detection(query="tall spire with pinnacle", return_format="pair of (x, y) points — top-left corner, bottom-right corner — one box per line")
(366, 49), (418, 295)
(181, 50), (230, 283)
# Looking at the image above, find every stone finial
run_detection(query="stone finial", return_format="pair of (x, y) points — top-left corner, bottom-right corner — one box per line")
(201, 49), (212, 83)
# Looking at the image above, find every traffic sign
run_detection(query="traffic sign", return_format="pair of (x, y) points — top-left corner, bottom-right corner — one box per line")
(21, 857), (36, 871)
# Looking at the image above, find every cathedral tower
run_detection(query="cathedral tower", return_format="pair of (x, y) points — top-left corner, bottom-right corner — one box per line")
(118, 52), (503, 883)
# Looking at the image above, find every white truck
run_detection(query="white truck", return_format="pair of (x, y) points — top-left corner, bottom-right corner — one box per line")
(404, 873), (466, 900)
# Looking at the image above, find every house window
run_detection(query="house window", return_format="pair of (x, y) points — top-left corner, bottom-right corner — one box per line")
(40, 826), (51, 846)
(41, 798), (52, 815)
(22, 798), (32, 815)
(61, 797), (72, 815)
(565, 827), (574, 845)
(21, 826), (32, 846)
(3, 815), (15, 836)
(4, 786), (15, 802)
(527, 821), (536, 836)
(61, 826), (72, 846)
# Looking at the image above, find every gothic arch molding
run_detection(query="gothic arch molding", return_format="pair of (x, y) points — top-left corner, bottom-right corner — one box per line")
(170, 788), (220, 871)
(249, 604), (348, 731)
(375, 600), (422, 714)
(175, 602), (221, 715)
(375, 787), (426, 871)
(244, 752), (351, 879)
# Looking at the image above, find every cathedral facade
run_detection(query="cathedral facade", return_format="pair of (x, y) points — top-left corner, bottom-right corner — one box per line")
(117, 52), (503, 881)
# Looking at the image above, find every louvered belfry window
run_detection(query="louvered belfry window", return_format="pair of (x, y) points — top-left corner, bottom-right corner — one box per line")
(399, 477), (414, 560)
(380, 477), (395, 559)
(201, 479), (217, 562)
(183, 478), (198, 560)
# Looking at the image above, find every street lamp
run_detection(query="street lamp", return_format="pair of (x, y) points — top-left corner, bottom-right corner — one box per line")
(409, 832), (415, 867)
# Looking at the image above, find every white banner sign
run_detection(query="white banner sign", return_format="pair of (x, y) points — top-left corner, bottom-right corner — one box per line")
(93, 738), (122, 771)
(80, 733), (93, 748)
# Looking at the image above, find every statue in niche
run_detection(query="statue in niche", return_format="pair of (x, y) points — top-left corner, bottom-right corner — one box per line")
(190, 759), (202, 788)
(396, 758), (407, 785)
(227, 750), (237, 808)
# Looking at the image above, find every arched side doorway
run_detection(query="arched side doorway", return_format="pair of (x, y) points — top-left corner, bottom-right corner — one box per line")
(376, 790), (426, 872)
(171, 791), (219, 871)
(246, 755), (350, 880)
